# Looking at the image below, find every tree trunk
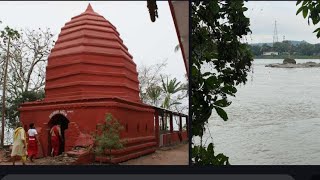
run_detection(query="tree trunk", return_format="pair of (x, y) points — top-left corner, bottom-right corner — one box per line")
(1, 37), (10, 147)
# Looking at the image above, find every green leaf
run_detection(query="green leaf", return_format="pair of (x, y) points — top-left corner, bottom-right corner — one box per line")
(207, 143), (215, 154)
(302, 1), (308, 6)
(221, 85), (237, 95)
(313, 27), (320, 33)
(296, 6), (304, 15)
(317, 30), (320, 38)
(191, 66), (198, 78)
(214, 106), (228, 121)
(205, 76), (219, 89)
(311, 17), (320, 25)
(303, 7), (308, 18)
(203, 72), (212, 77)
(216, 153), (230, 165)
(214, 99), (231, 107)
(296, 0), (302, 5)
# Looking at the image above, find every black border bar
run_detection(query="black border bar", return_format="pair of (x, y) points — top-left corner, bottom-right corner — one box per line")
(0, 166), (319, 180)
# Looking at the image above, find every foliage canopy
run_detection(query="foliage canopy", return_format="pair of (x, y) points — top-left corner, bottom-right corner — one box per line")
(191, 0), (253, 165)
(93, 113), (124, 163)
(296, 1), (320, 38)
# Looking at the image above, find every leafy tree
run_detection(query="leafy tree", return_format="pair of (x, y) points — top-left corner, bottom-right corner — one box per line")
(0, 27), (54, 131)
(249, 44), (262, 56)
(2, 28), (54, 99)
(192, 143), (229, 165)
(146, 85), (162, 107)
(93, 113), (124, 164)
(138, 61), (188, 114)
(0, 26), (20, 147)
(138, 61), (188, 133)
(315, 43), (320, 55)
(191, 0), (253, 165)
(273, 42), (287, 53)
(296, 1), (320, 38)
(261, 43), (272, 53)
(249, 41), (320, 57)
(159, 76), (187, 132)
(296, 42), (315, 56)
(6, 90), (44, 128)
(138, 60), (167, 104)
(161, 76), (186, 109)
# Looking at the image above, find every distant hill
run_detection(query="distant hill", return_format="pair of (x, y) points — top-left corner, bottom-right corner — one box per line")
(250, 40), (310, 46)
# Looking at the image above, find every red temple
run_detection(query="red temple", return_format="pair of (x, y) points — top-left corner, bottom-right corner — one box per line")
(19, 4), (188, 164)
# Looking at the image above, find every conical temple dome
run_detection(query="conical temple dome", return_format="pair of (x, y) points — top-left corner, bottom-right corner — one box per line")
(45, 4), (141, 102)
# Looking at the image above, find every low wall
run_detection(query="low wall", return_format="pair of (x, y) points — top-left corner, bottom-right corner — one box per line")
(161, 131), (188, 146)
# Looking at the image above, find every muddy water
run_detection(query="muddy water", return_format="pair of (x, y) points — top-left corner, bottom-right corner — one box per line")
(203, 59), (320, 165)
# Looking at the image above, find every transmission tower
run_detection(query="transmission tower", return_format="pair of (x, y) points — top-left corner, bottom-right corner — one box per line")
(273, 20), (279, 46)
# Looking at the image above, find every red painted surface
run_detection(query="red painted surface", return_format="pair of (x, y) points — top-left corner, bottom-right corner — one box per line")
(161, 131), (188, 146)
(19, 4), (156, 163)
(154, 111), (160, 147)
(67, 147), (95, 165)
(45, 4), (140, 102)
(168, 1), (189, 75)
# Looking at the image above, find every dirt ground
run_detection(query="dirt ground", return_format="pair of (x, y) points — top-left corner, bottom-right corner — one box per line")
(0, 143), (189, 165)
(121, 143), (188, 165)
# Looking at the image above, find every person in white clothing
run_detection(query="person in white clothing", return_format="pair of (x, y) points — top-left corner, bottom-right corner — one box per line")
(27, 123), (39, 162)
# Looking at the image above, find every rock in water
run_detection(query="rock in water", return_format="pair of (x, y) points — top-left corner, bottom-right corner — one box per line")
(265, 61), (320, 68)
(283, 58), (296, 64)
(305, 62), (317, 67)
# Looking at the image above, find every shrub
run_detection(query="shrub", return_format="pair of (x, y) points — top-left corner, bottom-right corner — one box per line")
(93, 113), (124, 164)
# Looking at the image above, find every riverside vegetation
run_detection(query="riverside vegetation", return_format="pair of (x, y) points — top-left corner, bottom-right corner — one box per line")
(191, 0), (320, 165)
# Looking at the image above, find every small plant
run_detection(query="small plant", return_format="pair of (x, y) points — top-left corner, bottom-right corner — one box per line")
(93, 113), (124, 164)
(183, 124), (187, 131)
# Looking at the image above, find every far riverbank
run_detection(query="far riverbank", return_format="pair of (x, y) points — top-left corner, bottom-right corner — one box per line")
(254, 55), (320, 59)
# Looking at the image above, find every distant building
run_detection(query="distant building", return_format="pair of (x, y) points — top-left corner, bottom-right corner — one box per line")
(263, 51), (279, 56)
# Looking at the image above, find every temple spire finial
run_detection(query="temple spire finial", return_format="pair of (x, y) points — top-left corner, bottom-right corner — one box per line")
(86, 3), (94, 12)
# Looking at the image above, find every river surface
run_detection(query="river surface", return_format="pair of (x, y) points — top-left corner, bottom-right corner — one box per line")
(203, 59), (320, 165)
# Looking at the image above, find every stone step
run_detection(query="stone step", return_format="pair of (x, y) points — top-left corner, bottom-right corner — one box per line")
(95, 147), (156, 164)
(104, 141), (156, 157)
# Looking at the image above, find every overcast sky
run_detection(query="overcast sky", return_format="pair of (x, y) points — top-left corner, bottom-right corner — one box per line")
(0, 1), (186, 82)
(244, 1), (319, 44)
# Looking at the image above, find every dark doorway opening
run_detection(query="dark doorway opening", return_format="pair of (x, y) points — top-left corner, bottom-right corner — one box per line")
(48, 114), (69, 156)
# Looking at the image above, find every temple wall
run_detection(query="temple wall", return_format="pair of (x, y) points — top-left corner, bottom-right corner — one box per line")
(20, 99), (155, 158)
(18, 4), (159, 163)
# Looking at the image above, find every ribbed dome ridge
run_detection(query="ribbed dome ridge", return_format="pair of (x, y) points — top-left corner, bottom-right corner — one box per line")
(45, 4), (141, 102)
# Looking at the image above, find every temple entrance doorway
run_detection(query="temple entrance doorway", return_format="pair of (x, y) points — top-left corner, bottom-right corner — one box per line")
(48, 114), (69, 156)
